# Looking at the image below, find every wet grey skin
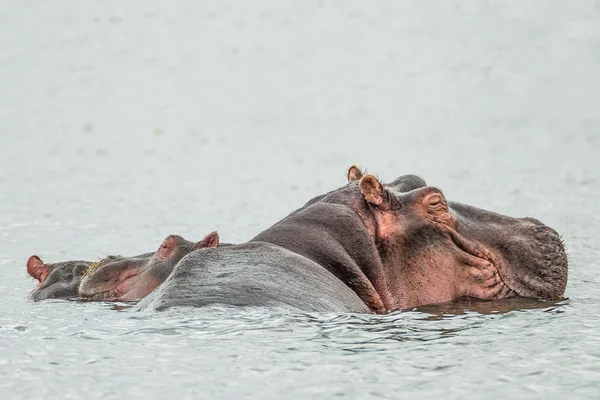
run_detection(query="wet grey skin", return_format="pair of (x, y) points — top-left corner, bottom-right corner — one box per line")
(78, 232), (220, 302)
(26, 255), (127, 301)
(137, 166), (567, 314)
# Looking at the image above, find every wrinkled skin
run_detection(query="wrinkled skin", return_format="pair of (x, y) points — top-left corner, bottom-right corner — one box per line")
(26, 255), (122, 301)
(78, 232), (219, 301)
(138, 166), (568, 314)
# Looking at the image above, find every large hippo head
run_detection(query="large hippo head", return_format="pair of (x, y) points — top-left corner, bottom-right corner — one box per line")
(78, 232), (219, 301)
(26, 255), (121, 300)
(253, 166), (567, 313)
(346, 166), (568, 310)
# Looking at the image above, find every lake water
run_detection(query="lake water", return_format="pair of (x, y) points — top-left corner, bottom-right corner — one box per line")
(1, 1), (599, 399)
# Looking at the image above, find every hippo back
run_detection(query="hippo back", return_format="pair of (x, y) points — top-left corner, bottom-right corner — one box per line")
(135, 242), (370, 313)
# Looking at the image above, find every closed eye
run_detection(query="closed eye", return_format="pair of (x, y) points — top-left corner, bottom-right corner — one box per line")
(427, 195), (447, 211)
(429, 196), (442, 207)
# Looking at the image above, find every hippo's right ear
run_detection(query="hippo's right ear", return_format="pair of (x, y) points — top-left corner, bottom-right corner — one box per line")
(359, 175), (384, 206)
(347, 165), (364, 182)
(195, 231), (219, 249)
(26, 255), (47, 281)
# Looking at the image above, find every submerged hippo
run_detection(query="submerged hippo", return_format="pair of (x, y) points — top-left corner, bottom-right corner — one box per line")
(78, 232), (219, 301)
(26, 254), (123, 300)
(138, 166), (567, 314)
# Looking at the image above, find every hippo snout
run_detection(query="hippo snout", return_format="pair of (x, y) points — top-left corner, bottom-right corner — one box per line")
(502, 220), (568, 299)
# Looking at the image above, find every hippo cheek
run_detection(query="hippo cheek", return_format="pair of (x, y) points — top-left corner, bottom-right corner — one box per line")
(116, 274), (162, 301)
(457, 251), (515, 300)
(100, 270), (146, 301)
(404, 249), (496, 308)
(79, 268), (144, 301)
(438, 226), (515, 300)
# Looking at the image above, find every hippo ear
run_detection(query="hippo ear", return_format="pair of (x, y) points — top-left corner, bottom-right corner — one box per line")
(359, 175), (384, 206)
(27, 255), (48, 281)
(195, 231), (219, 249)
(347, 165), (364, 182)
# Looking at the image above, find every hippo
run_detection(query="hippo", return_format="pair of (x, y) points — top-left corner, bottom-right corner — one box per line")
(78, 232), (219, 302)
(26, 254), (123, 301)
(136, 166), (568, 314)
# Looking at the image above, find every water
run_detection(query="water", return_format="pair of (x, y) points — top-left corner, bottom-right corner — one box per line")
(1, 1), (599, 398)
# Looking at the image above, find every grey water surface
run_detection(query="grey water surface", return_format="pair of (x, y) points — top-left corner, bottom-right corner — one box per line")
(1, 1), (599, 399)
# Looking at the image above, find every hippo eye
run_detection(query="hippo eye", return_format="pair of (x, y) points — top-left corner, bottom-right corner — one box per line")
(103, 276), (110, 282)
(428, 195), (444, 209)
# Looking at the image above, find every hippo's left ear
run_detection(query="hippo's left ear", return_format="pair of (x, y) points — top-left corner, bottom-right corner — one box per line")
(359, 175), (384, 206)
(347, 165), (364, 182)
(26, 255), (47, 281)
(195, 231), (219, 249)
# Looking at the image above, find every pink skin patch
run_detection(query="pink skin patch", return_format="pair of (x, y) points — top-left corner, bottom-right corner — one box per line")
(154, 236), (180, 262)
(118, 273), (163, 301)
(27, 255), (48, 282)
(26, 255), (49, 296)
(108, 268), (147, 301)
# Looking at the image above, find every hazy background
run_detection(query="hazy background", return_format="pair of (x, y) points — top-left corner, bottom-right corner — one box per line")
(1, 1), (599, 399)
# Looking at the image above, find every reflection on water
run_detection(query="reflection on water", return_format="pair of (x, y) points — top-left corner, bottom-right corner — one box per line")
(413, 297), (568, 321)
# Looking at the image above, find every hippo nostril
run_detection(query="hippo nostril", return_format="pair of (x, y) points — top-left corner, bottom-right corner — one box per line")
(533, 226), (562, 247)
(525, 218), (559, 235)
